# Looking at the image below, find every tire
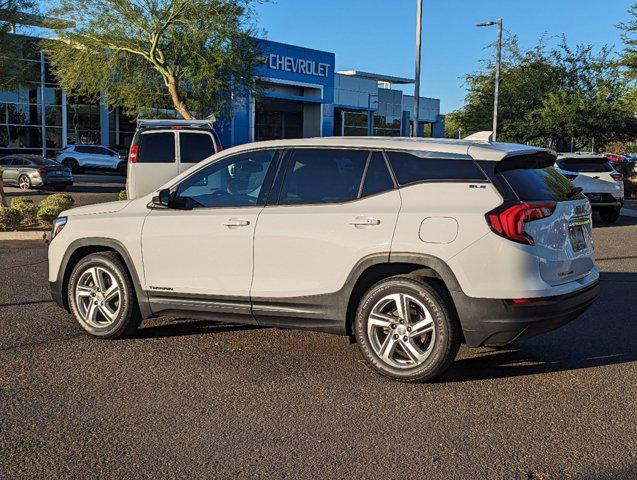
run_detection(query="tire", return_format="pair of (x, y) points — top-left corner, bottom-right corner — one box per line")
(354, 276), (461, 383)
(599, 206), (621, 223)
(117, 162), (127, 176)
(63, 158), (81, 174)
(18, 174), (31, 190)
(67, 252), (142, 339)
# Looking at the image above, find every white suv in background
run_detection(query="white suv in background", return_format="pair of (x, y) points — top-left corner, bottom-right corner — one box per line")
(48, 136), (599, 382)
(555, 153), (624, 223)
(56, 144), (127, 175)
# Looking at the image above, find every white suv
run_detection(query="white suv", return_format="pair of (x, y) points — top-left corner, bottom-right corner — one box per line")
(56, 144), (127, 175)
(554, 153), (624, 223)
(48, 136), (599, 382)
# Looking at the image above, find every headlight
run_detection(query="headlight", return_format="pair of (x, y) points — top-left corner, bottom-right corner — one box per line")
(51, 216), (67, 240)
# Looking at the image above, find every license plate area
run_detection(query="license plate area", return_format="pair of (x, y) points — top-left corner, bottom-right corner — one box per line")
(587, 193), (602, 202)
(569, 225), (586, 251)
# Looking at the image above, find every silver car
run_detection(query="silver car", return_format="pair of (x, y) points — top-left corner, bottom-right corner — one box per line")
(0, 154), (74, 191)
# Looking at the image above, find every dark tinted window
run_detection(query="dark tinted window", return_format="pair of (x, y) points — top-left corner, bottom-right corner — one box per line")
(75, 146), (94, 154)
(280, 149), (368, 204)
(499, 167), (578, 201)
(557, 157), (613, 173)
(1, 157), (14, 166)
(387, 151), (486, 185)
(12, 158), (27, 166)
(180, 132), (216, 164)
(362, 152), (394, 197)
(176, 149), (277, 207)
(138, 132), (175, 163)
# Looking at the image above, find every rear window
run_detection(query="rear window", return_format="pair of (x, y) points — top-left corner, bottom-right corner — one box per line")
(30, 157), (58, 166)
(138, 132), (175, 163)
(387, 151), (486, 185)
(180, 132), (215, 164)
(557, 157), (612, 173)
(499, 167), (577, 201)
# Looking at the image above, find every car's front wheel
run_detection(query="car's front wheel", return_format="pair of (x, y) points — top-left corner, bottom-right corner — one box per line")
(599, 206), (621, 223)
(354, 276), (461, 382)
(67, 252), (142, 338)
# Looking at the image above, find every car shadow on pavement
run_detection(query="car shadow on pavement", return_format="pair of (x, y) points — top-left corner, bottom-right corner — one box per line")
(440, 271), (637, 383)
(593, 214), (637, 227)
(136, 319), (261, 339)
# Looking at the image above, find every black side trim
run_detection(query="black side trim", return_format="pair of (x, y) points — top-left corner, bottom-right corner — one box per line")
(51, 237), (152, 318)
(147, 292), (257, 325)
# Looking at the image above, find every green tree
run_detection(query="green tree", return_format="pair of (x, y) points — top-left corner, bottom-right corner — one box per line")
(43, 0), (265, 120)
(452, 35), (634, 151)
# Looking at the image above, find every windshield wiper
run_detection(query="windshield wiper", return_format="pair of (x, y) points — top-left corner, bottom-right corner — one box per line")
(566, 186), (583, 199)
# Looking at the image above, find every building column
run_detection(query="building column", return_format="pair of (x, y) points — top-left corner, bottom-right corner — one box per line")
(99, 92), (109, 146)
(40, 51), (46, 157)
(61, 91), (68, 148)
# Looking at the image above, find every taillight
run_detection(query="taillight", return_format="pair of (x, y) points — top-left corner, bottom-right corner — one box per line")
(37, 168), (45, 174)
(611, 172), (623, 182)
(129, 144), (139, 163)
(486, 202), (556, 245)
(563, 173), (578, 181)
(511, 296), (551, 304)
(216, 144), (223, 153)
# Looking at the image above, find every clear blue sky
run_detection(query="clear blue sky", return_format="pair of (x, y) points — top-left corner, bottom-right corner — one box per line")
(253, 0), (632, 113)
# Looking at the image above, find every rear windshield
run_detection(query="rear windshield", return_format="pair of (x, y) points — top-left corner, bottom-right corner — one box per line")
(557, 157), (613, 173)
(137, 132), (175, 163)
(499, 167), (579, 201)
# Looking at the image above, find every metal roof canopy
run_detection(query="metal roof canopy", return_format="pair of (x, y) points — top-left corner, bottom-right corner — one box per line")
(336, 70), (414, 85)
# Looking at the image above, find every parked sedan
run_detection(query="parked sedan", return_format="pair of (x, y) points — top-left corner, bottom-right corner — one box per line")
(0, 154), (73, 191)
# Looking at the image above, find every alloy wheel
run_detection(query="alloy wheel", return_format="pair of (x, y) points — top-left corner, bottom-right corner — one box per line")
(74, 266), (121, 328)
(367, 292), (436, 369)
(18, 176), (30, 189)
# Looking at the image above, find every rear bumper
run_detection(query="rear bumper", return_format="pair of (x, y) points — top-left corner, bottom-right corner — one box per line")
(451, 281), (599, 347)
(586, 192), (623, 208)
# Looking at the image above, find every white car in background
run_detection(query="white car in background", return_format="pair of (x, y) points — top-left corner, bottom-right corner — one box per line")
(56, 145), (127, 175)
(555, 153), (624, 223)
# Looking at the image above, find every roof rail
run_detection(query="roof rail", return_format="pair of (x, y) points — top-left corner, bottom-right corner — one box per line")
(137, 116), (216, 128)
(463, 131), (493, 143)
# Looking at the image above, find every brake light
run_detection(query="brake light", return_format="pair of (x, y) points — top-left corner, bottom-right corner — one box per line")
(216, 144), (223, 153)
(37, 168), (45, 174)
(129, 144), (139, 163)
(486, 202), (556, 245)
(563, 173), (578, 181)
(611, 172), (623, 182)
(511, 297), (551, 304)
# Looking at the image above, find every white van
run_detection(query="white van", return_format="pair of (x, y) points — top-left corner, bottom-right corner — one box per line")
(126, 119), (221, 199)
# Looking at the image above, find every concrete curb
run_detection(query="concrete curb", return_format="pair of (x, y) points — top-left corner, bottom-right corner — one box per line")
(621, 208), (637, 218)
(0, 230), (48, 241)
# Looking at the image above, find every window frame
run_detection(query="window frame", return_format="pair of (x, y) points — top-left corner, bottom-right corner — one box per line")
(269, 147), (398, 207)
(169, 147), (283, 210)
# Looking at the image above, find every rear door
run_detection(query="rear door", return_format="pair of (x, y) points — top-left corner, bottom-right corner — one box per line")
(177, 131), (217, 174)
(127, 130), (177, 199)
(497, 160), (595, 286)
(1, 157), (15, 184)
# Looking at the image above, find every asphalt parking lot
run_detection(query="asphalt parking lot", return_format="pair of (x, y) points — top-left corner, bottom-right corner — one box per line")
(1, 215), (636, 479)
(4, 172), (124, 207)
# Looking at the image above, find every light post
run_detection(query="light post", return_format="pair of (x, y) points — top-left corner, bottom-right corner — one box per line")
(476, 18), (502, 141)
(412, 0), (423, 137)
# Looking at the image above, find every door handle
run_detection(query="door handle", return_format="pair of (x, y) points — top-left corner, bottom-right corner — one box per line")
(223, 218), (250, 227)
(349, 217), (381, 226)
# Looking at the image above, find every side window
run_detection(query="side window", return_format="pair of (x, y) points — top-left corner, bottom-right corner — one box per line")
(180, 132), (216, 164)
(1, 157), (14, 166)
(387, 151), (486, 185)
(279, 149), (368, 205)
(361, 152), (394, 197)
(13, 158), (26, 166)
(75, 146), (92, 154)
(176, 149), (277, 208)
(137, 132), (176, 163)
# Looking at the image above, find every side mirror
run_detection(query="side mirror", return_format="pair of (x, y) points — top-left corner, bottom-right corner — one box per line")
(152, 188), (171, 208)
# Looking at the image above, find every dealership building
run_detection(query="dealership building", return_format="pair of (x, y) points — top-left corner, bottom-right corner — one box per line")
(0, 35), (445, 157)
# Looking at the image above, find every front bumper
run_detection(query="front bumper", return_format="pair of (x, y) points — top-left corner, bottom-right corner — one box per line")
(451, 281), (599, 347)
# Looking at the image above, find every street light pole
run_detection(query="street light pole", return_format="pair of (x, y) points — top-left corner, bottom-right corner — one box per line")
(413, 0), (423, 138)
(476, 18), (503, 141)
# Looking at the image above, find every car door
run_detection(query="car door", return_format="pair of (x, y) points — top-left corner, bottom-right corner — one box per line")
(128, 130), (177, 199)
(141, 148), (280, 320)
(8, 157), (26, 183)
(177, 131), (217, 174)
(250, 149), (402, 326)
(74, 146), (96, 167)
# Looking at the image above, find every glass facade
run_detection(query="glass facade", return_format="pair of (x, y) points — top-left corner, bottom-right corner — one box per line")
(334, 108), (368, 136)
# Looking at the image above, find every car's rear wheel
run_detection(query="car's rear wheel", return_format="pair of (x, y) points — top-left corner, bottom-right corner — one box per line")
(354, 276), (461, 383)
(599, 206), (621, 223)
(63, 158), (80, 174)
(68, 252), (142, 339)
(18, 174), (31, 190)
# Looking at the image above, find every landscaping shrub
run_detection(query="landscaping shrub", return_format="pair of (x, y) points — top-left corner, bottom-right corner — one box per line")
(0, 207), (23, 231)
(36, 193), (75, 226)
(10, 197), (38, 224)
(118, 189), (127, 200)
